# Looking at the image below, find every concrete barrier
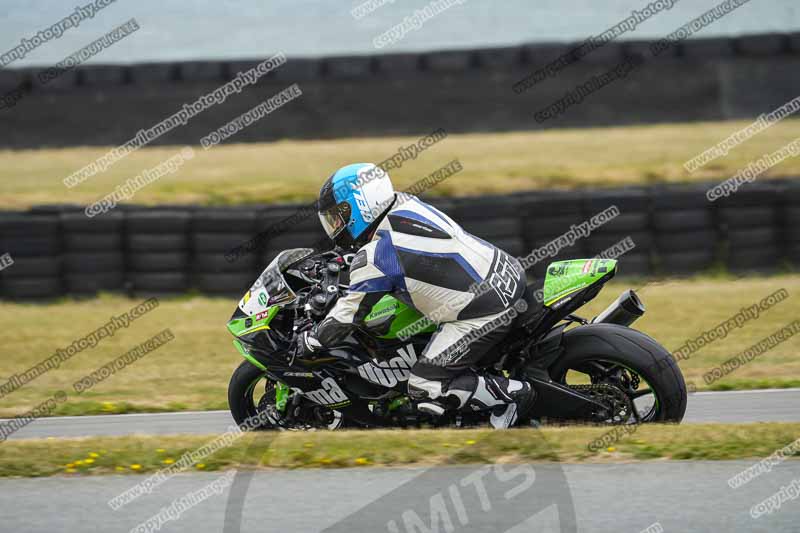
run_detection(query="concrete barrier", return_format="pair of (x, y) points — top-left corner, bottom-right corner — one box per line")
(0, 33), (796, 148)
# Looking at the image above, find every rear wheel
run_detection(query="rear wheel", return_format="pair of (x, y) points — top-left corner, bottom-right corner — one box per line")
(550, 324), (687, 423)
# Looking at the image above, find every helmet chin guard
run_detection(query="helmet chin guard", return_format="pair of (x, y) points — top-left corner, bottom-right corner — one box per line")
(317, 163), (395, 247)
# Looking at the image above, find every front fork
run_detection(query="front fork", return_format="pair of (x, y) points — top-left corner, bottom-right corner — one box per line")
(275, 382), (290, 412)
(234, 338), (292, 414)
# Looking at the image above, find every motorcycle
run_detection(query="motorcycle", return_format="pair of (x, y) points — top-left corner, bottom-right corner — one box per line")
(226, 247), (687, 430)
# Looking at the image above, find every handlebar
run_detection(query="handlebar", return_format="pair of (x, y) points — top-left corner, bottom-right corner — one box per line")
(299, 253), (345, 318)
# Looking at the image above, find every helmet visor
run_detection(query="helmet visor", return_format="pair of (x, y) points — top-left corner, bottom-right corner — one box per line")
(319, 201), (351, 240)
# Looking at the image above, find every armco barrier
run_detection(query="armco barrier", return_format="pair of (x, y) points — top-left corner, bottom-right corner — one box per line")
(0, 33), (799, 148)
(1, 178), (798, 300)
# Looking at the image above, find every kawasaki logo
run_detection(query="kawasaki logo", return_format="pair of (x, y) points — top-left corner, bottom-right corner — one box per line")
(357, 344), (417, 388)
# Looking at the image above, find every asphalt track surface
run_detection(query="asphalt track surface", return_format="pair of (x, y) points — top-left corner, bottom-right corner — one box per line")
(4, 388), (800, 440)
(0, 461), (798, 532)
(2, 389), (800, 532)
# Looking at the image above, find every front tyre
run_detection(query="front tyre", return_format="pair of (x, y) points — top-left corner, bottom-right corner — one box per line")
(228, 360), (276, 429)
(551, 323), (687, 423)
(228, 360), (346, 431)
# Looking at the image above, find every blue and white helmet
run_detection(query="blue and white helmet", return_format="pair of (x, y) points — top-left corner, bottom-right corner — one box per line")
(317, 163), (395, 247)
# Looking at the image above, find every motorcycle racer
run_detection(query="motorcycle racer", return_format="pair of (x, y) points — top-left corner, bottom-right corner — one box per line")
(296, 163), (536, 429)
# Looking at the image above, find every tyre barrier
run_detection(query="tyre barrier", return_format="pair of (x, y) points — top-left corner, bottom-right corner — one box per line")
(0, 178), (798, 299)
(783, 182), (800, 268)
(454, 195), (526, 259)
(62, 210), (125, 295)
(582, 189), (652, 277)
(125, 209), (192, 294)
(652, 184), (718, 275)
(521, 192), (588, 279)
(191, 208), (259, 295)
(0, 212), (62, 299)
(716, 183), (781, 273)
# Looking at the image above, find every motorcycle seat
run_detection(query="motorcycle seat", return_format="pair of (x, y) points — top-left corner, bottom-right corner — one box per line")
(514, 280), (546, 327)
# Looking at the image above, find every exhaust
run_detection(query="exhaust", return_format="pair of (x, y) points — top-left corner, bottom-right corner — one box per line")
(592, 289), (645, 327)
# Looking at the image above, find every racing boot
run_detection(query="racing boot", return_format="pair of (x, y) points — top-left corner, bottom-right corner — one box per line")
(463, 373), (536, 429)
(410, 372), (536, 429)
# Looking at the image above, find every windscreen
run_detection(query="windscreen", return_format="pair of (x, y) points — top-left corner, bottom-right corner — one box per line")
(237, 248), (315, 316)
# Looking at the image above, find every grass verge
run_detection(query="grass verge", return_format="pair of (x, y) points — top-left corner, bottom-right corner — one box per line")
(1, 119), (800, 208)
(0, 273), (798, 417)
(1, 423), (798, 478)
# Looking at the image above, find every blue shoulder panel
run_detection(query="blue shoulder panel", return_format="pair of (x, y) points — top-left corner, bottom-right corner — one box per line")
(374, 230), (407, 292)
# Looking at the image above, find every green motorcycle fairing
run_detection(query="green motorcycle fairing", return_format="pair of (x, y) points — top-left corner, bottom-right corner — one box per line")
(227, 249), (435, 346)
(228, 255), (618, 350)
(227, 294), (433, 345)
(363, 294), (436, 338)
(542, 258), (617, 308)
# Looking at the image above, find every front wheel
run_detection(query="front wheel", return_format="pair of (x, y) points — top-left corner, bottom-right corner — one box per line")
(550, 323), (687, 423)
(228, 360), (277, 429)
(228, 360), (346, 430)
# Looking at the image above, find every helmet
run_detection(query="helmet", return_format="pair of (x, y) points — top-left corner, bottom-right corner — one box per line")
(318, 163), (395, 248)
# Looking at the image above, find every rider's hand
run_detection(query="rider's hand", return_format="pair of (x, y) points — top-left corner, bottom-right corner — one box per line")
(294, 330), (319, 359)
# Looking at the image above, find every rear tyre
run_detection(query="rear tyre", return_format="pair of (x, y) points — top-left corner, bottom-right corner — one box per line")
(551, 323), (687, 423)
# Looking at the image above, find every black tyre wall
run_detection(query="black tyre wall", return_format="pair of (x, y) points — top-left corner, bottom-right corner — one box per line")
(0, 179), (797, 299)
(61, 211), (124, 294)
(582, 189), (651, 277)
(651, 185), (717, 275)
(717, 184), (781, 273)
(125, 209), (191, 294)
(190, 208), (259, 295)
(0, 214), (63, 298)
(553, 323), (687, 422)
